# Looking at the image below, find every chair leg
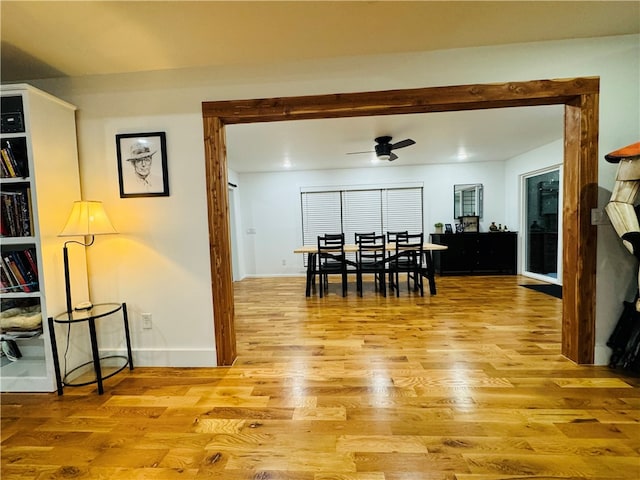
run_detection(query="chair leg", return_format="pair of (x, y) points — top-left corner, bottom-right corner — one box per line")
(393, 270), (400, 297)
(424, 252), (437, 295)
(342, 271), (347, 297)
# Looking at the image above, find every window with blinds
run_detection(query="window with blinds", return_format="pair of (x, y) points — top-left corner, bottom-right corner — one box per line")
(301, 185), (423, 248)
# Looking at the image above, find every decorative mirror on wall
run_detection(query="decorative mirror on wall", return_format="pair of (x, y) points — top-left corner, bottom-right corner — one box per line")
(454, 183), (483, 219)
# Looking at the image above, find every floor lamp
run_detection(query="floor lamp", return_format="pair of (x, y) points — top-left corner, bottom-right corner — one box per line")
(58, 201), (117, 314)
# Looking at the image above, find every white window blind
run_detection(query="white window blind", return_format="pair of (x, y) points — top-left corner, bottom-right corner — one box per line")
(342, 189), (383, 243)
(301, 191), (342, 247)
(301, 185), (423, 251)
(382, 187), (424, 234)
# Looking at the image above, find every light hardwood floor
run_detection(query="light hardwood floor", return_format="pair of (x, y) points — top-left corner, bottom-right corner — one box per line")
(2, 275), (639, 479)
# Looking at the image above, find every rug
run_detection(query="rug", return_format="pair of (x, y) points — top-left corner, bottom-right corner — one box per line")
(520, 283), (562, 299)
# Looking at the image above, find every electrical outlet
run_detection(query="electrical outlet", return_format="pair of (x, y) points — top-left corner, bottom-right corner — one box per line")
(142, 313), (152, 329)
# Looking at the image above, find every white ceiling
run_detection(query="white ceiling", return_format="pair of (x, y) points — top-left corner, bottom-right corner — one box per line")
(226, 105), (565, 172)
(2, 1), (638, 81)
(1, 1), (637, 172)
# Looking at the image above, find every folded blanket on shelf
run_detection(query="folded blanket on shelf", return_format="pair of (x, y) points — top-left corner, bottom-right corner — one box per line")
(0, 305), (42, 332)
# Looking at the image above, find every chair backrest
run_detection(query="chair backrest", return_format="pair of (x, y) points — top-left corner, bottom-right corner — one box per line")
(317, 233), (346, 268)
(319, 233), (344, 247)
(394, 232), (424, 265)
(386, 230), (409, 243)
(356, 234), (386, 265)
(355, 232), (376, 243)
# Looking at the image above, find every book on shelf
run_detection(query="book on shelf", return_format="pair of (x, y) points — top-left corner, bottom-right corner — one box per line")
(0, 154), (8, 177)
(0, 140), (26, 178)
(11, 249), (37, 290)
(0, 265), (17, 292)
(22, 247), (38, 277)
(1, 255), (23, 292)
(0, 148), (16, 177)
(1, 191), (19, 236)
(3, 255), (31, 293)
(0, 248), (39, 293)
(26, 187), (33, 236)
(18, 187), (30, 236)
(0, 188), (32, 237)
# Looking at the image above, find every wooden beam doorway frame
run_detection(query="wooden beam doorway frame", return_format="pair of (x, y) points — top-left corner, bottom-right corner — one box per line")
(202, 77), (599, 366)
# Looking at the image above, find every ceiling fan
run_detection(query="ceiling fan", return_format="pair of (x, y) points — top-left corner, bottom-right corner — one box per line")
(347, 136), (416, 161)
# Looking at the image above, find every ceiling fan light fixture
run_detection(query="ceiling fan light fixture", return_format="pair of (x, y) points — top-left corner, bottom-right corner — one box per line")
(348, 135), (415, 163)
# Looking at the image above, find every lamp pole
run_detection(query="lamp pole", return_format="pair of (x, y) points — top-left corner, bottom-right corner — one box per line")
(62, 236), (94, 314)
(63, 243), (73, 314)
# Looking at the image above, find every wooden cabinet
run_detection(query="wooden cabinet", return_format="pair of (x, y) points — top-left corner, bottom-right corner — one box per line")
(430, 232), (517, 275)
(1, 84), (85, 392)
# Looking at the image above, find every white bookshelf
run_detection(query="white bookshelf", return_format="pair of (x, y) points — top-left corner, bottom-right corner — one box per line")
(1, 84), (87, 392)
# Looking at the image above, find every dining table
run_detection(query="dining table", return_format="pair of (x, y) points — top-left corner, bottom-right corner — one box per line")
(293, 242), (448, 297)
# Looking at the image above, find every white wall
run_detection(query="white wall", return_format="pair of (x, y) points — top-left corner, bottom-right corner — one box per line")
(236, 161), (505, 277)
(24, 34), (639, 366)
(505, 136), (639, 365)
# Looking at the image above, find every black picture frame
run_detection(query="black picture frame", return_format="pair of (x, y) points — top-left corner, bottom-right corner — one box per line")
(116, 132), (169, 198)
(444, 223), (453, 234)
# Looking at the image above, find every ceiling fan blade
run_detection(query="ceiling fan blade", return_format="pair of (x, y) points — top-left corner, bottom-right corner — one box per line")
(388, 152), (398, 161)
(390, 138), (416, 150)
(346, 150), (374, 155)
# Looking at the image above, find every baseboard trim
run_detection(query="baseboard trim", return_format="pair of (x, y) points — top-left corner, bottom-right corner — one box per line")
(101, 348), (218, 367)
(242, 273), (306, 279)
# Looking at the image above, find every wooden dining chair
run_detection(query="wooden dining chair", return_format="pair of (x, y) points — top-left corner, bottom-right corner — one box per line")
(389, 232), (424, 297)
(351, 232), (376, 272)
(386, 230), (408, 291)
(317, 233), (348, 297)
(355, 234), (386, 297)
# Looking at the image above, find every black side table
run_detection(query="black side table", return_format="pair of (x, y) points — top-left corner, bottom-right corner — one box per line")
(48, 302), (133, 395)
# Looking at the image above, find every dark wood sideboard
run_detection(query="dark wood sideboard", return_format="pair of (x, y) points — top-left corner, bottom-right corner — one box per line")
(430, 232), (517, 275)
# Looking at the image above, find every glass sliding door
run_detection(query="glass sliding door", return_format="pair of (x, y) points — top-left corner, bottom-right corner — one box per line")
(523, 168), (562, 284)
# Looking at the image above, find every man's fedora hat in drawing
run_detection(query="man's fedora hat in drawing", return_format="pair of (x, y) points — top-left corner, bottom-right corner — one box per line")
(127, 141), (156, 161)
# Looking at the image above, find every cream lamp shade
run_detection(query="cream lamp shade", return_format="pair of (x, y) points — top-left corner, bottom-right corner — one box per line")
(59, 201), (117, 237)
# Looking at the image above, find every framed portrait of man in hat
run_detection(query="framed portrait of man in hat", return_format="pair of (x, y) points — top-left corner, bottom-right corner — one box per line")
(116, 132), (169, 198)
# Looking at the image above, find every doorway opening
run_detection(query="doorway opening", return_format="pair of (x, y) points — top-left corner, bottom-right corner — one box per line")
(202, 77), (599, 366)
(523, 167), (563, 285)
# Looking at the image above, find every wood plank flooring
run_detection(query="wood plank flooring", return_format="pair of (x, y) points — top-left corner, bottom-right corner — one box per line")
(2, 275), (639, 479)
